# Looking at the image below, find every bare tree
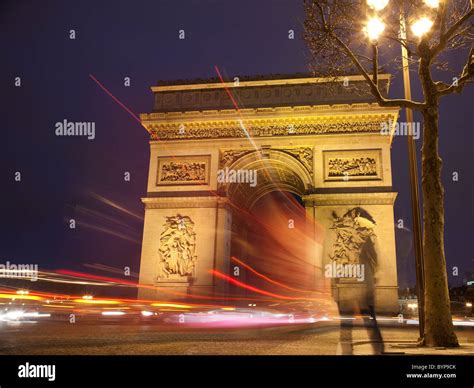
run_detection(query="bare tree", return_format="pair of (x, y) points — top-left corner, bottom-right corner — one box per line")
(304, 0), (473, 347)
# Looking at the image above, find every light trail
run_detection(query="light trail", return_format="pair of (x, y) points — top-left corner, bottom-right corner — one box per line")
(0, 293), (44, 301)
(88, 74), (145, 128)
(73, 299), (120, 305)
(65, 218), (141, 244)
(230, 256), (325, 294)
(84, 263), (140, 278)
(0, 289), (227, 311)
(88, 192), (143, 221)
(150, 303), (193, 309)
(56, 269), (278, 303)
(210, 269), (324, 301)
(74, 205), (141, 231)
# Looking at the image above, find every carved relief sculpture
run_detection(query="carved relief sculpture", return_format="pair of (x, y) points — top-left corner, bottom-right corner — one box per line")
(161, 162), (206, 182)
(329, 207), (377, 269)
(328, 157), (377, 177)
(220, 150), (252, 168)
(279, 147), (314, 176)
(220, 147), (313, 176)
(323, 149), (382, 181)
(157, 156), (210, 185)
(157, 215), (197, 279)
(149, 120), (390, 140)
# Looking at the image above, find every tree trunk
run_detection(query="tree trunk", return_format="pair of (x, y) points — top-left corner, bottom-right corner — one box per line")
(421, 104), (459, 347)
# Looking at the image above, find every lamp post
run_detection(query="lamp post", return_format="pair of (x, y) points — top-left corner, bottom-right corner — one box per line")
(364, 0), (438, 340)
(399, 5), (426, 342)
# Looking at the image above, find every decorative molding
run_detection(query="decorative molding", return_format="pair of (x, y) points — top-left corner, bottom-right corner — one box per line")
(303, 192), (397, 206)
(219, 146), (313, 176)
(156, 155), (210, 186)
(142, 196), (231, 209)
(147, 116), (394, 140)
(219, 149), (253, 168)
(279, 147), (313, 176)
(141, 103), (399, 122)
(323, 149), (383, 182)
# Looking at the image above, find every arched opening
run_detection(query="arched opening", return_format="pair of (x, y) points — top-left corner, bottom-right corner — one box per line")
(223, 151), (325, 301)
(245, 190), (315, 291)
(219, 148), (313, 210)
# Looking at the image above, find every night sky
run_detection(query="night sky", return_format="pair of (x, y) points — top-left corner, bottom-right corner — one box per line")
(1, 0), (472, 289)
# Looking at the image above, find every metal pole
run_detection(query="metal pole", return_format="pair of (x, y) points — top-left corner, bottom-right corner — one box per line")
(399, 9), (425, 340)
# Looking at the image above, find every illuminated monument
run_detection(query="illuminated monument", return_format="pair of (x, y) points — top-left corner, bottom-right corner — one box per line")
(138, 74), (400, 313)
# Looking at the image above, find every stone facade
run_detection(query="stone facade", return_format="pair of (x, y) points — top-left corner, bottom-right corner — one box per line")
(138, 74), (400, 312)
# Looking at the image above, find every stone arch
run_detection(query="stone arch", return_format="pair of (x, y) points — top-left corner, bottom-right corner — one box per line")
(219, 148), (313, 210)
(139, 75), (400, 312)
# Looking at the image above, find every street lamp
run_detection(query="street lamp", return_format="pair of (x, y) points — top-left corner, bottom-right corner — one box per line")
(367, 0), (389, 11)
(364, 0), (428, 341)
(365, 17), (386, 41)
(411, 17), (434, 37)
(423, 0), (440, 8)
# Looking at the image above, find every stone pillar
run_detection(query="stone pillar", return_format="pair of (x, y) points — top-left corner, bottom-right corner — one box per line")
(303, 192), (399, 314)
(138, 196), (232, 300)
(304, 203), (326, 291)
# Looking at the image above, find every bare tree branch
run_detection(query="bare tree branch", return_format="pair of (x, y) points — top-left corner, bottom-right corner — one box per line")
(432, 7), (474, 57)
(436, 47), (473, 96)
(330, 30), (426, 110)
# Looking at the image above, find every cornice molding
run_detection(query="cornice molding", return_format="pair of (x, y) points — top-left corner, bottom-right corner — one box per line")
(303, 192), (398, 206)
(142, 196), (230, 209)
(151, 74), (391, 92)
(141, 103), (399, 123)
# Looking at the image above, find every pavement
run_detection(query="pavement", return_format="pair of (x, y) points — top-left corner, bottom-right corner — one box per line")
(385, 342), (474, 355)
(0, 319), (473, 355)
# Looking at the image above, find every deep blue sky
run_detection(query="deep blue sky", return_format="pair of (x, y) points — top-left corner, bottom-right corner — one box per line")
(1, 0), (472, 288)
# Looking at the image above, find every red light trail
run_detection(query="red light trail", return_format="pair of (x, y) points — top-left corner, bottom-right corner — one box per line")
(210, 269), (324, 301)
(230, 257), (325, 294)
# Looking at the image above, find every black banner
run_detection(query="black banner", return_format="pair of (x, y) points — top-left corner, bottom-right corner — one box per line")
(0, 356), (471, 387)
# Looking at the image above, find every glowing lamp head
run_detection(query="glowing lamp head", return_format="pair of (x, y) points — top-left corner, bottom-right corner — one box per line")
(424, 0), (439, 8)
(411, 17), (433, 37)
(367, 0), (389, 11)
(365, 17), (385, 41)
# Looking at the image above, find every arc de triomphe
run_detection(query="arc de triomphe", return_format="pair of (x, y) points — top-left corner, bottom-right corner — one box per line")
(138, 74), (399, 313)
